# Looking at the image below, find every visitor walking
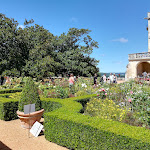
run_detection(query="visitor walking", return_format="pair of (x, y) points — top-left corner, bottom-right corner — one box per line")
(100, 76), (103, 84)
(1, 76), (4, 85)
(103, 74), (107, 83)
(5, 76), (11, 85)
(69, 73), (75, 94)
(109, 73), (114, 84)
(93, 73), (97, 87)
(143, 71), (147, 80)
(69, 73), (75, 85)
(113, 74), (117, 83)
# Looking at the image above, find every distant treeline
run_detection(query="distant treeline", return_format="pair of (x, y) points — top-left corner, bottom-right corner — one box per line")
(100, 73), (125, 78)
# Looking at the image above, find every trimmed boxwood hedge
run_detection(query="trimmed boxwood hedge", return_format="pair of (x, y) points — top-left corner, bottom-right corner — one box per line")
(43, 94), (150, 149)
(1, 89), (150, 149)
(0, 98), (18, 120)
(0, 88), (22, 94)
(41, 98), (62, 113)
(0, 89), (22, 120)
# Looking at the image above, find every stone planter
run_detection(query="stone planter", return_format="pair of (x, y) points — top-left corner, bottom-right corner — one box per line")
(17, 109), (44, 129)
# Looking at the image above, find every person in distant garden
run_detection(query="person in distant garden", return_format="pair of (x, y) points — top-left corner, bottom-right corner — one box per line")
(69, 73), (75, 86)
(49, 76), (55, 85)
(147, 72), (150, 81)
(107, 77), (110, 84)
(1, 76), (4, 85)
(109, 73), (114, 84)
(49, 76), (52, 82)
(100, 76), (103, 84)
(5, 76), (11, 85)
(76, 76), (78, 82)
(93, 73), (97, 87)
(103, 74), (107, 83)
(113, 74), (117, 83)
(143, 71), (147, 80)
(74, 76), (76, 82)
(69, 73), (75, 94)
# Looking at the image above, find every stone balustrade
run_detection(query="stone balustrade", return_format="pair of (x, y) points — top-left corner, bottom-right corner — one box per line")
(128, 52), (150, 60)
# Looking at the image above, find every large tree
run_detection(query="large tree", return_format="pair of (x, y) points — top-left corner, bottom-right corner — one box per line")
(0, 13), (99, 78)
(22, 24), (60, 79)
(53, 28), (99, 76)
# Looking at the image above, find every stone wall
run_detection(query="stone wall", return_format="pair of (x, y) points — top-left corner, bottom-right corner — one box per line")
(126, 60), (150, 80)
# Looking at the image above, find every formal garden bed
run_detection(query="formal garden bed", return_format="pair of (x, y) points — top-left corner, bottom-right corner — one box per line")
(0, 77), (150, 149)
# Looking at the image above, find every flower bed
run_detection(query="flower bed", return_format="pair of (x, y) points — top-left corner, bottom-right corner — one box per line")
(1, 89), (150, 149)
(44, 95), (150, 149)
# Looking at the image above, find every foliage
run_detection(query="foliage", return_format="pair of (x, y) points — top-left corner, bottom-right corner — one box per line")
(0, 98), (18, 121)
(1, 89), (150, 149)
(55, 86), (69, 99)
(85, 98), (129, 122)
(43, 95), (150, 149)
(94, 80), (150, 128)
(0, 13), (99, 78)
(41, 98), (62, 113)
(97, 88), (108, 99)
(18, 77), (42, 111)
(0, 88), (22, 94)
(9, 92), (21, 100)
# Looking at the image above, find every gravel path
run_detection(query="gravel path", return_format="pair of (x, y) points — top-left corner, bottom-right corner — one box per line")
(0, 119), (68, 150)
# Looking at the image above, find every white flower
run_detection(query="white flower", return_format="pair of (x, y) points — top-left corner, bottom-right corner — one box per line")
(81, 83), (87, 88)
(119, 102), (125, 107)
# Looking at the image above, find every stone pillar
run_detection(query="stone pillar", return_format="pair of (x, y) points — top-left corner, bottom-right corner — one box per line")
(148, 12), (150, 52)
(144, 12), (150, 52)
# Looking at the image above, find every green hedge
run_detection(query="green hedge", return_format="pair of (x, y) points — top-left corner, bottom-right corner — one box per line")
(0, 98), (18, 120)
(41, 98), (62, 113)
(0, 93), (11, 98)
(0, 88), (22, 94)
(0, 89), (22, 120)
(0, 90), (63, 121)
(43, 94), (150, 149)
(1, 89), (150, 149)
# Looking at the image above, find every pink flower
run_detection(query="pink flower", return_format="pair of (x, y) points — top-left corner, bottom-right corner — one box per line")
(97, 94), (99, 96)
(99, 90), (102, 92)
(128, 99), (132, 102)
(105, 93), (107, 96)
(101, 88), (105, 92)
(130, 91), (133, 94)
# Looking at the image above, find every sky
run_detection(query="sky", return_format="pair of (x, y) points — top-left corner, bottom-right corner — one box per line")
(1, 0), (150, 73)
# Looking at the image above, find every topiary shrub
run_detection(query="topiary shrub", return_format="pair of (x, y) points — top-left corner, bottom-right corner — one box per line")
(18, 77), (42, 112)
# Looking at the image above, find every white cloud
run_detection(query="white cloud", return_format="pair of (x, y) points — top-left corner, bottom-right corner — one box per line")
(111, 37), (128, 43)
(17, 25), (25, 29)
(70, 17), (78, 23)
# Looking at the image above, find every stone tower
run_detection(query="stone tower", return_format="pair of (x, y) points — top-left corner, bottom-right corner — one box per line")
(125, 12), (150, 79)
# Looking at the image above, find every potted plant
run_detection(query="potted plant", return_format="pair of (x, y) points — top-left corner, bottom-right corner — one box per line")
(17, 77), (44, 129)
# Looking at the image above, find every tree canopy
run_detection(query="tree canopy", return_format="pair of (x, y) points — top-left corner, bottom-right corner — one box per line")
(0, 13), (99, 79)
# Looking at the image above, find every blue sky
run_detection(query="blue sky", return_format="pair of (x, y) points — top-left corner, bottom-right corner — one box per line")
(1, 0), (150, 73)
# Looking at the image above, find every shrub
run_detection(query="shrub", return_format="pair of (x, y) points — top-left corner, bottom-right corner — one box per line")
(18, 77), (42, 112)
(55, 86), (69, 99)
(44, 95), (150, 149)
(85, 98), (129, 122)
(0, 98), (18, 121)
(0, 88), (22, 94)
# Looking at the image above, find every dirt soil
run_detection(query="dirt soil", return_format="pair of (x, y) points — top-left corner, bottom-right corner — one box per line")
(0, 119), (68, 150)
